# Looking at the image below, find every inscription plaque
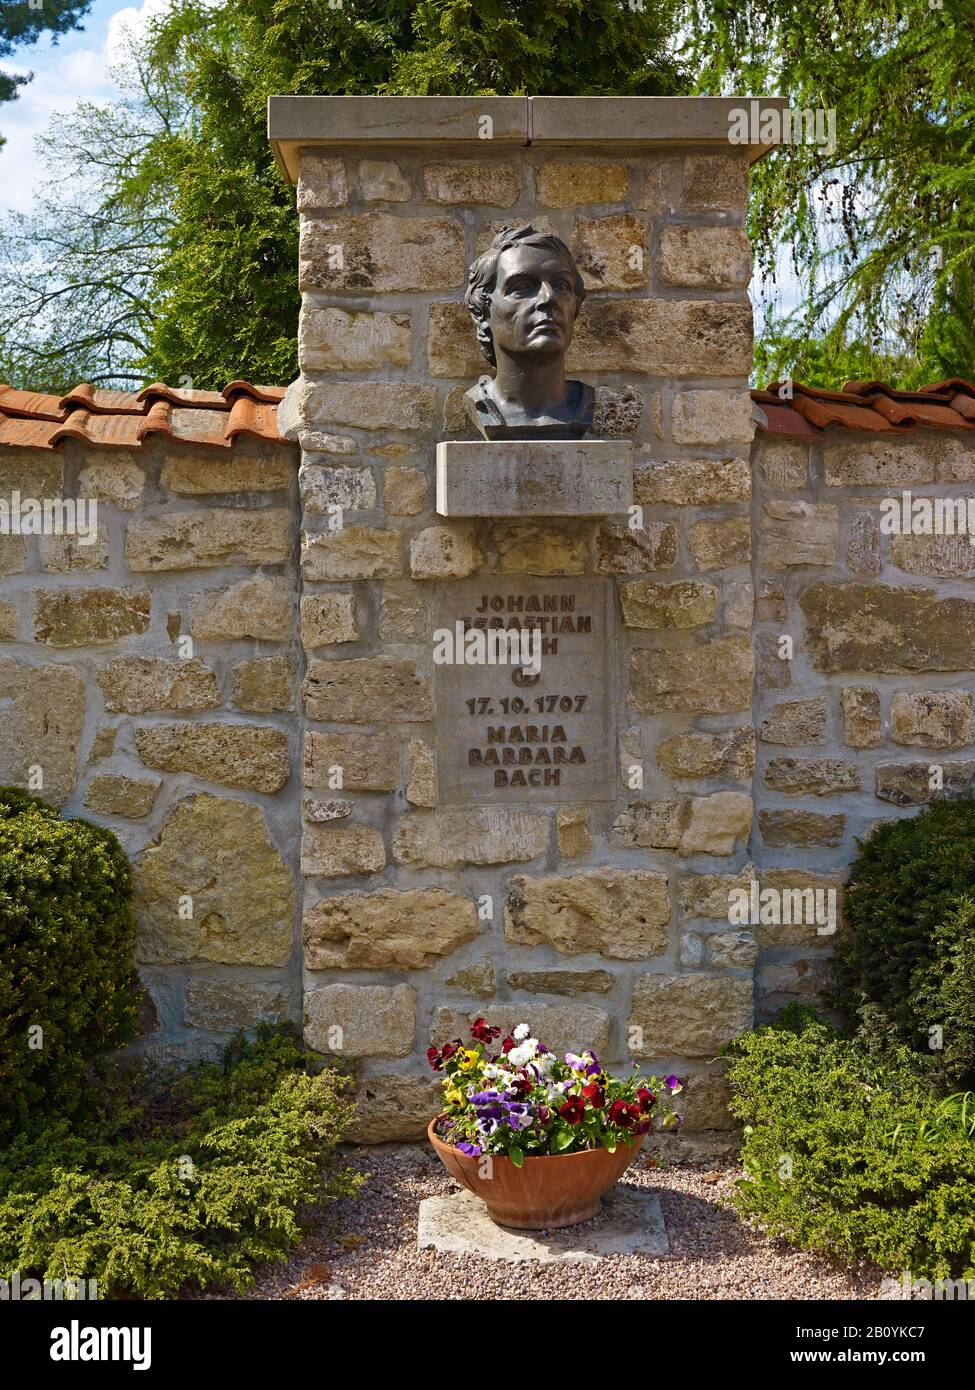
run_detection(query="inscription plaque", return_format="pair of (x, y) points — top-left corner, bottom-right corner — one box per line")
(435, 577), (615, 805)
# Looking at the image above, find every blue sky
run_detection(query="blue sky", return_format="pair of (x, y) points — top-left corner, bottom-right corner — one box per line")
(0, 3), (793, 337)
(0, 0), (168, 214)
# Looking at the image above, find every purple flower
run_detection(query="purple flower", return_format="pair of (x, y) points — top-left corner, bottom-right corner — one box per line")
(503, 1101), (534, 1132)
(456, 1141), (481, 1156)
(470, 1089), (501, 1104)
(664, 1074), (683, 1094)
(584, 1053), (601, 1077)
(565, 1052), (586, 1070)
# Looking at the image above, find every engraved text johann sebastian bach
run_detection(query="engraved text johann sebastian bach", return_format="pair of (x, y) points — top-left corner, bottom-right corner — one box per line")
(434, 225), (614, 805)
(436, 579), (614, 805)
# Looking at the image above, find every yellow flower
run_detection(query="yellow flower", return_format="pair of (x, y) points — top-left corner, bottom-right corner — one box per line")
(457, 1049), (481, 1071)
(444, 1086), (464, 1106)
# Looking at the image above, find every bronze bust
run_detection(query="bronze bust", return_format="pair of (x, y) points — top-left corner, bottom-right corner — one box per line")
(463, 224), (594, 440)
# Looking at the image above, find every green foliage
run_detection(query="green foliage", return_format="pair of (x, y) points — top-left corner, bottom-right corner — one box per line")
(912, 896), (975, 1091)
(142, 0), (683, 387)
(0, 1027), (362, 1299)
(0, 788), (141, 1139)
(0, 2), (92, 116)
(682, 0), (975, 386)
(726, 1013), (975, 1280)
(830, 799), (975, 1061)
(0, 0), (683, 390)
(753, 320), (916, 393)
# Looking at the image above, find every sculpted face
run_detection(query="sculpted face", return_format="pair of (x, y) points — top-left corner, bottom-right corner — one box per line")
(487, 243), (580, 363)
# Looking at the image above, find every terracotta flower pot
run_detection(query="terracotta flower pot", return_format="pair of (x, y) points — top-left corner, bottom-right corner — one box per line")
(428, 1118), (645, 1229)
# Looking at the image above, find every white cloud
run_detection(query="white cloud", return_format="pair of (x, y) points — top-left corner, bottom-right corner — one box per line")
(0, 0), (175, 214)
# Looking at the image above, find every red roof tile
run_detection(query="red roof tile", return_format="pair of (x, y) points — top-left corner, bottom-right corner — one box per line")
(753, 379), (975, 437)
(2, 376), (973, 450)
(0, 380), (289, 451)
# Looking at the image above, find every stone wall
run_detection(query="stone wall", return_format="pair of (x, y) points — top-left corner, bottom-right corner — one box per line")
(751, 426), (975, 1016)
(6, 110), (975, 1151)
(281, 139), (758, 1144)
(0, 434), (303, 1061)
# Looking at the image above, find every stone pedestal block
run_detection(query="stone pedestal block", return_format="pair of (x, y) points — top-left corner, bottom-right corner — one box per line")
(436, 441), (633, 518)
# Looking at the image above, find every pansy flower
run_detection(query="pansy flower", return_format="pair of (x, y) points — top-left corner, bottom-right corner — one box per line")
(559, 1095), (585, 1125)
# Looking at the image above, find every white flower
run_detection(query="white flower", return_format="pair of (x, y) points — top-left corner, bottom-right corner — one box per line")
(513, 1023), (531, 1041)
(507, 1038), (538, 1068)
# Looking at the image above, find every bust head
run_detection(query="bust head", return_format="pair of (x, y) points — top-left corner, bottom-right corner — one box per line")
(465, 224), (587, 368)
(463, 225), (593, 439)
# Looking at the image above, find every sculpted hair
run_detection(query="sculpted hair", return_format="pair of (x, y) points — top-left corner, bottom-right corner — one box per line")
(464, 224), (586, 367)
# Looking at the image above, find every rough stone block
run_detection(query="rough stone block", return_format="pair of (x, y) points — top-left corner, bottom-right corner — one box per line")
(304, 657), (432, 723)
(84, 774), (160, 818)
(656, 727), (755, 780)
(303, 730), (401, 791)
(568, 299), (753, 377)
(126, 509), (290, 571)
(299, 305), (411, 371)
(97, 657), (220, 714)
(191, 577), (292, 642)
(890, 690), (974, 748)
(801, 582), (975, 673)
(300, 823), (386, 877)
(394, 808), (548, 868)
(299, 213), (464, 292)
(760, 697), (827, 746)
(760, 500), (838, 567)
(304, 984), (415, 1057)
(134, 794), (295, 965)
(628, 975), (754, 1058)
(410, 524), (480, 578)
(423, 161), (519, 205)
(184, 979), (287, 1031)
(135, 723), (290, 793)
(630, 634), (753, 713)
(301, 527), (402, 581)
(635, 457), (750, 506)
(299, 463), (376, 512)
(505, 869), (669, 960)
(671, 390), (754, 446)
(688, 517), (751, 570)
(658, 225), (751, 288)
(535, 161), (628, 207)
(764, 757), (860, 796)
(232, 655), (294, 713)
(161, 452), (292, 495)
(571, 214), (650, 290)
(303, 887), (478, 969)
(34, 588), (150, 646)
(0, 659), (85, 807)
(300, 592), (358, 648)
(619, 579), (716, 629)
(309, 380), (436, 434)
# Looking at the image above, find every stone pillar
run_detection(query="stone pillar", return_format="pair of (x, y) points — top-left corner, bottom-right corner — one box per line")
(270, 95), (780, 1144)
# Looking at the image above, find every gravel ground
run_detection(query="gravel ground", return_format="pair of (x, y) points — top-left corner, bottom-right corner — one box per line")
(211, 1144), (889, 1301)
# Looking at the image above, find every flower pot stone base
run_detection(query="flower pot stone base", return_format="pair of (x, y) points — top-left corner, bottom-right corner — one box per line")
(417, 1187), (669, 1265)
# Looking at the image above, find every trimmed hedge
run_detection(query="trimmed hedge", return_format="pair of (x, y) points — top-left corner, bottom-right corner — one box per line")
(0, 1027), (361, 1299)
(0, 788), (141, 1139)
(830, 799), (975, 1087)
(831, 798), (975, 1034)
(727, 1010), (975, 1281)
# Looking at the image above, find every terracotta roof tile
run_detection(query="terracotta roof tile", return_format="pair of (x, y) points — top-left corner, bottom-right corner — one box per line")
(754, 379), (975, 438)
(0, 380), (289, 452)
